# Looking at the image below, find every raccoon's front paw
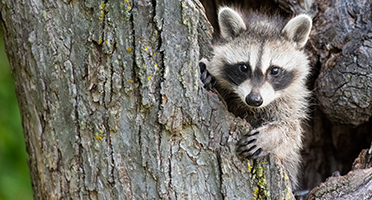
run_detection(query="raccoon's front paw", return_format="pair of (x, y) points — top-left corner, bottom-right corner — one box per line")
(199, 60), (216, 91)
(236, 130), (266, 159)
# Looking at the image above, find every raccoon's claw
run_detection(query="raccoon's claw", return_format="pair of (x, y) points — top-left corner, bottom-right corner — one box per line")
(199, 61), (207, 74)
(246, 145), (257, 153)
(252, 148), (263, 158)
(248, 131), (259, 136)
(236, 130), (264, 159)
(199, 61), (216, 91)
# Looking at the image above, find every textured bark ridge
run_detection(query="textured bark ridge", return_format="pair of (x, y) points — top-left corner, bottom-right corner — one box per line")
(306, 168), (372, 200)
(274, 0), (315, 14)
(1, 0), (293, 199)
(306, 143), (372, 200)
(311, 0), (372, 126)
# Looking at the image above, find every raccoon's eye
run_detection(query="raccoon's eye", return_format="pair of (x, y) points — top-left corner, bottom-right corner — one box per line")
(269, 66), (281, 76)
(239, 64), (249, 72)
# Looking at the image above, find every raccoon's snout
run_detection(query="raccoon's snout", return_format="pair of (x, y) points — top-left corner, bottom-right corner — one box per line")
(246, 92), (263, 107)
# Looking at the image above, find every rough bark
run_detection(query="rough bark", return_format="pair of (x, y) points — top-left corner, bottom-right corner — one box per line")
(311, 0), (372, 126)
(1, 0), (293, 199)
(274, 0), (315, 15)
(306, 143), (372, 200)
(302, 0), (372, 192)
(306, 168), (372, 200)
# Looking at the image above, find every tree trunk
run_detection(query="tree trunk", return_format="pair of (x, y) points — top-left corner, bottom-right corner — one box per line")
(311, 0), (372, 126)
(0, 0), (293, 199)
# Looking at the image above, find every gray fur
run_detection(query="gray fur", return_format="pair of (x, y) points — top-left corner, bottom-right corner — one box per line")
(282, 14), (312, 48)
(206, 6), (312, 189)
(218, 7), (247, 40)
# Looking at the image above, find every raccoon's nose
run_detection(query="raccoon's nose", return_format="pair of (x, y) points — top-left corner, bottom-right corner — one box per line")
(246, 93), (263, 107)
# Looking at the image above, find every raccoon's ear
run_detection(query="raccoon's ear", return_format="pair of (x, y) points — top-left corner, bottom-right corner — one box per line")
(282, 14), (312, 48)
(218, 7), (246, 40)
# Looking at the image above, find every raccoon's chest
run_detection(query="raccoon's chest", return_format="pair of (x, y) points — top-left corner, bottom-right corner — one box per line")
(243, 109), (276, 128)
(244, 115), (266, 128)
(226, 101), (277, 128)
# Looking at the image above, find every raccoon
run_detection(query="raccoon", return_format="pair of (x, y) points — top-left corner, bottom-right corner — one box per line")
(200, 7), (312, 188)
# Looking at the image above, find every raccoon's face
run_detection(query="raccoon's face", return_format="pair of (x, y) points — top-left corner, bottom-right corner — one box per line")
(208, 7), (312, 108)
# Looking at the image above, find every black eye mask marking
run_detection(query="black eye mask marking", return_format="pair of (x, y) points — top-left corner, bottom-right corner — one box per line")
(221, 62), (295, 91)
(266, 66), (295, 91)
(222, 62), (251, 86)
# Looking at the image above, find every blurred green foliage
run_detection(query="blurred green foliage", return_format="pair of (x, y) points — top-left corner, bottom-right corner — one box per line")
(0, 29), (33, 199)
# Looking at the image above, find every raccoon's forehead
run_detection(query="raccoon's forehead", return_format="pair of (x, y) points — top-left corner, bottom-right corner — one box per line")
(213, 39), (299, 72)
(213, 40), (261, 70)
